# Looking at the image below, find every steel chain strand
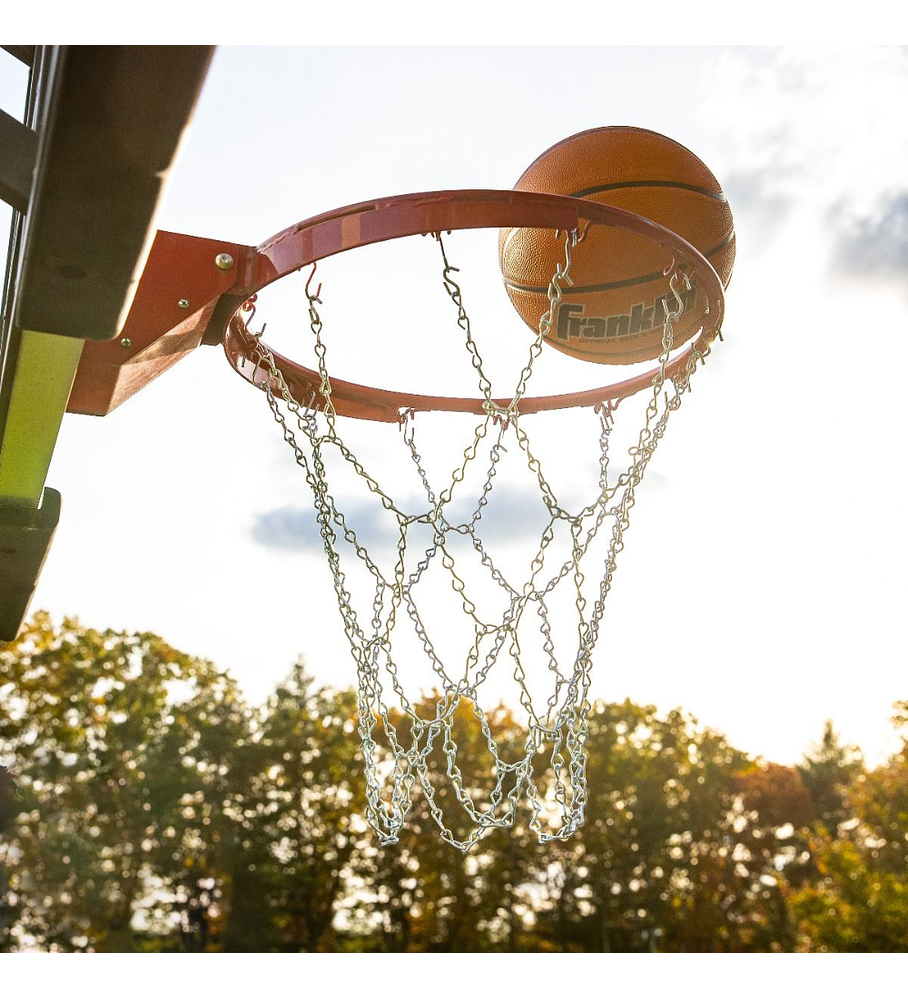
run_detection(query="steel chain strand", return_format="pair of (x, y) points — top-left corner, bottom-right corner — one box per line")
(399, 530), (516, 698)
(257, 318), (426, 839)
(393, 433), (527, 832)
(412, 608), (540, 825)
(505, 229), (579, 419)
(434, 231), (604, 840)
(266, 388), (397, 834)
(294, 289), (467, 770)
(535, 595), (571, 719)
(404, 420), (516, 683)
(304, 276), (341, 431)
(253, 358), (377, 688)
(436, 615), (541, 834)
(295, 278), (426, 528)
(402, 415), (525, 622)
(439, 423), (525, 600)
(430, 236), (577, 685)
(368, 531), (425, 719)
(422, 417), (506, 633)
(434, 228), (577, 420)
(468, 605), (517, 689)
(439, 685), (518, 826)
(508, 436), (605, 614)
(253, 318), (522, 846)
(523, 277), (697, 837)
(253, 336), (407, 604)
(401, 414), (438, 506)
(579, 397), (672, 667)
(434, 232), (496, 404)
(401, 582), (460, 690)
(402, 414), (516, 609)
(530, 366), (678, 604)
(413, 697), (519, 852)
(366, 578), (408, 795)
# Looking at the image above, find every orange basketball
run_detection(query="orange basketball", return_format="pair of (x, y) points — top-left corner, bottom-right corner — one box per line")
(499, 126), (735, 365)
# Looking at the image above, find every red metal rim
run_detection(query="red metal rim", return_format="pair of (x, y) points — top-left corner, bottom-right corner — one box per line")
(221, 190), (725, 422)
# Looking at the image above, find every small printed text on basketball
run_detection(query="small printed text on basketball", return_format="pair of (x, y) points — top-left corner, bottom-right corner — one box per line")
(554, 285), (697, 341)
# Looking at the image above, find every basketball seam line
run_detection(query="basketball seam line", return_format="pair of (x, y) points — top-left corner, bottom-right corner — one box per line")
(569, 180), (727, 202)
(503, 231), (735, 295)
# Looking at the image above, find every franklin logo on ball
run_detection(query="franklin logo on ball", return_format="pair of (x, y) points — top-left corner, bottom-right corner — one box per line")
(555, 284), (698, 342)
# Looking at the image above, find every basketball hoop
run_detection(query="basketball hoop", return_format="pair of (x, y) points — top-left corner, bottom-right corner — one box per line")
(223, 189), (726, 851)
(223, 190), (724, 421)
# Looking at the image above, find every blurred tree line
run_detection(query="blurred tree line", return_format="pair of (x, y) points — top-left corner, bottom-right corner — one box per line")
(1, 613), (906, 952)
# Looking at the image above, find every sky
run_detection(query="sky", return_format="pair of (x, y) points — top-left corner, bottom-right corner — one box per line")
(2, 40), (907, 770)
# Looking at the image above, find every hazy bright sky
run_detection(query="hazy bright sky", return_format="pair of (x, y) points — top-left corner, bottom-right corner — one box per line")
(2, 36), (907, 768)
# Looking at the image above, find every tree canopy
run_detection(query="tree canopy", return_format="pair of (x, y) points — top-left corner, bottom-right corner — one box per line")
(1, 614), (905, 952)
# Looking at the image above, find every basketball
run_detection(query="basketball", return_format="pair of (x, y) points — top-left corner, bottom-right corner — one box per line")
(499, 126), (736, 365)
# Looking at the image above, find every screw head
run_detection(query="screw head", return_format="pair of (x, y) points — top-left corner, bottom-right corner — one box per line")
(178, 298), (190, 310)
(215, 252), (235, 271)
(119, 337), (132, 350)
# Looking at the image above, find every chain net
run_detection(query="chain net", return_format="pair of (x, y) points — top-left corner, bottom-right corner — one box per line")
(246, 229), (713, 851)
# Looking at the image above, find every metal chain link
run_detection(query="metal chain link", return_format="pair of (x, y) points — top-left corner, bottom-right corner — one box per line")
(246, 234), (714, 851)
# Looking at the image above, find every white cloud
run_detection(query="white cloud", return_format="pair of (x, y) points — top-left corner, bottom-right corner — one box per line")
(700, 47), (908, 220)
(830, 193), (908, 284)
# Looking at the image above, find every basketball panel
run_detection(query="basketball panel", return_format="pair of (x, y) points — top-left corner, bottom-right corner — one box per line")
(500, 188), (734, 291)
(514, 126), (726, 198)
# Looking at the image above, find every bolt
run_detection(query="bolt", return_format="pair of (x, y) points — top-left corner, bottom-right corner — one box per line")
(178, 298), (190, 310)
(215, 253), (235, 271)
(120, 337), (132, 350)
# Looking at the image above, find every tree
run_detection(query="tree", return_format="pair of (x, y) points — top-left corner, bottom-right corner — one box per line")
(731, 763), (815, 950)
(789, 706), (908, 952)
(797, 721), (863, 833)
(236, 660), (369, 951)
(529, 701), (765, 953)
(0, 613), (251, 952)
(359, 696), (533, 952)
(789, 833), (908, 952)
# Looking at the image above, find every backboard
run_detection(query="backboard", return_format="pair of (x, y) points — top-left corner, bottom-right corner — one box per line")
(0, 45), (214, 639)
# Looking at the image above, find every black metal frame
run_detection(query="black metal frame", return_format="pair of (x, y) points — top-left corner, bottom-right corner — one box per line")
(0, 45), (214, 640)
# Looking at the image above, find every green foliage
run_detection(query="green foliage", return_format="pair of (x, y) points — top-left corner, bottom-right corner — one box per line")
(788, 733), (908, 952)
(2, 613), (906, 952)
(232, 660), (368, 951)
(361, 697), (537, 952)
(531, 701), (786, 953)
(789, 834), (908, 951)
(0, 612), (251, 951)
(797, 720), (863, 832)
